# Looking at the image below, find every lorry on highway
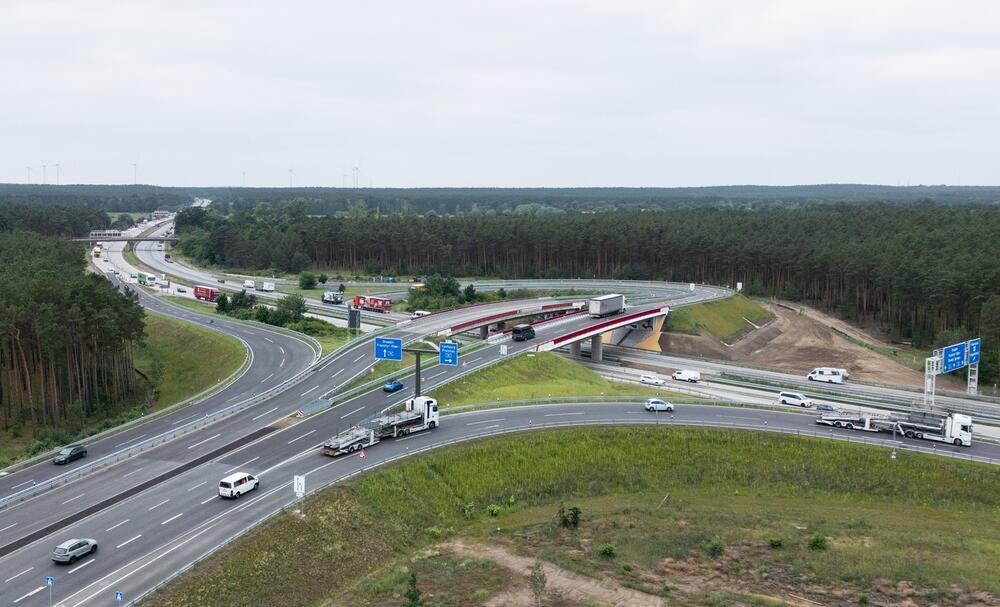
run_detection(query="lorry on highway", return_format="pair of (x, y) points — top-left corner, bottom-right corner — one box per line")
(589, 294), (625, 318)
(815, 410), (972, 446)
(257, 281), (275, 292)
(322, 290), (344, 305)
(137, 272), (155, 286)
(92, 246), (102, 258)
(243, 279), (255, 289)
(194, 285), (222, 301)
(320, 396), (439, 456)
(353, 294), (392, 313)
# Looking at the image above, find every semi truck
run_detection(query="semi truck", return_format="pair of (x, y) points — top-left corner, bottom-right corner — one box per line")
(194, 285), (222, 301)
(353, 294), (392, 313)
(815, 411), (973, 446)
(320, 396), (439, 456)
(92, 246), (102, 258)
(322, 290), (344, 305)
(589, 294), (625, 318)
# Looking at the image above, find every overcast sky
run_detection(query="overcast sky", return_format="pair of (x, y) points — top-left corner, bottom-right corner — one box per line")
(2, 1), (999, 187)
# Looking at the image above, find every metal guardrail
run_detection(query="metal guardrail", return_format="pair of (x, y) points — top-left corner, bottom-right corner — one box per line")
(131, 402), (997, 605)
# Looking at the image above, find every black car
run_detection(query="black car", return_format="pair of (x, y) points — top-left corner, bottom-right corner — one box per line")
(53, 444), (87, 465)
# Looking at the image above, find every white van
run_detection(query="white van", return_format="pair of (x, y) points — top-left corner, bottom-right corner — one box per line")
(243, 279), (255, 289)
(672, 369), (701, 383)
(640, 374), (666, 386)
(218, 472), (259, 499)
(807, 368), (845, 384)
(778, 391), (813, 408)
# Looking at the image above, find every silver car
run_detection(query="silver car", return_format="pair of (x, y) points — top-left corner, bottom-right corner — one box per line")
(52, 538), (98, 563)
(644, 398), (675, 412)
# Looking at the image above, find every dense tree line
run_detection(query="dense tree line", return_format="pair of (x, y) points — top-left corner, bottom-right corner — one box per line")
(0, 184), (190, 213)
(0, 202), (109, 236)
(0, 228), (147, 438)
(190, 184), (1000, 215)
(176, 202), (1000, 358)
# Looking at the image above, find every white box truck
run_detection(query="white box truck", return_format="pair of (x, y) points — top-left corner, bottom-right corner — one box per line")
(243, 279), (255, 290)
(260, 281), (275, 292)
(321, 397), (439, 456)
(815, 411), (972, 446)
(589, 294), (625, 318)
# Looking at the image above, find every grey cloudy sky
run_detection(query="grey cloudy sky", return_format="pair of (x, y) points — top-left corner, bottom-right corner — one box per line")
(2, 1), (999, 187)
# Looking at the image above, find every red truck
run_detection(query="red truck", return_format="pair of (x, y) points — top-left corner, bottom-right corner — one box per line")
(353, 294), (392, 313)
(194, 285), (221, 301)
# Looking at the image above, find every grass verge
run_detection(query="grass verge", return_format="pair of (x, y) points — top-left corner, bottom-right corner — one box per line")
(142, 427), (1000, 607)
(133, 311), (247, 408)
(667, 293), (770, 340)
(429, 351), (677, 407)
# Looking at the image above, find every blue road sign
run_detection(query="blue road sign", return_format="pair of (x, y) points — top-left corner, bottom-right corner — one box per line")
(942, 342), (968, 373)
(374, 337), (402, 361)
(116, 591), (124, 602)
(45, 576), (54, 587)
(968, 338), (982, 365)
(439, 341), (459, 366)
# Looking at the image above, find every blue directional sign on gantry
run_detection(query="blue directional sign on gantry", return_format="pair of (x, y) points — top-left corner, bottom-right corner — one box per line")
(942, 342), (968, 373)
(968, 338), (982, 365)
(374, 337), (402, 361)
(439, 341), (459, 366)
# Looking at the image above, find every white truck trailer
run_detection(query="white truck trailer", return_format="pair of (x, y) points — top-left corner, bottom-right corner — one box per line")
(589, 294), (625, 318)
(320, 396), (439, 457)
(815, 411), (973, 447)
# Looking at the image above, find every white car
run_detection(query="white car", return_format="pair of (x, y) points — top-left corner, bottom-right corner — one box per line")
(778, 391), (813, 408)
(672, 369), (701, 383)
(644, 398), (674, 412)
(219, 472), (259, 499)
(52, 538), (98, 563)
(639, 374), (666, 386)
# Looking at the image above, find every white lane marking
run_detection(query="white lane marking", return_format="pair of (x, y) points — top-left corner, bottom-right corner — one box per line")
(467, 418), (505, 426)
(10, 479), (34, 490)
(4, 567), (32, 583)
(186, 433), (221, 450)
(279, 346), (285, 355)
(260, 372), (274, 383)
(115, 433), (148, 448)
(479, 424), (501, 430)
(0, 522), (17, 533)
(148, 498), (170, 511)
(287, 429), (317, 444)
(264, 337), (273, 343)
(13, 585), (44, 603)
(301, 385), (319, 396)
(251, 407), (278, 421)
(200, 495), (218, 504)
(186, 481), (207, 492)
(68, 558), (95, 574)
(280, 357), (285, 367)
(161, 512), (184, 525)
(331, 369), (344, 378)
(116, 534), (142, 549)
(121, 467), (144, 479)
(353, 354), (366, 362)
(340, 406), (364, 419)
(62, 493), (86, 505)
(543, 412), (586, 417)
(171, 412), (201, 426)
(225, 456), (259, 474)
(105, 519), (129, 532)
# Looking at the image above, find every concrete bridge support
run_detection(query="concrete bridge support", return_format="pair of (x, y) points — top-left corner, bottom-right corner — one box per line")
(480, 326), (489, 339)
(569, 341), (581, 357)
(590, 334), (604, 362)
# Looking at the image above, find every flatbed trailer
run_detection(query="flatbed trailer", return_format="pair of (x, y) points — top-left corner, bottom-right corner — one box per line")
(321, 396), (439, 457)
(816, 411), (973, 446)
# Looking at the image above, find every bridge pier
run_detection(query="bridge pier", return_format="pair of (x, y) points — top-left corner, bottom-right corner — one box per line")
(590, 334), (603, 362)
(569, 341), (581, 357)
(480, 326), (489, 339)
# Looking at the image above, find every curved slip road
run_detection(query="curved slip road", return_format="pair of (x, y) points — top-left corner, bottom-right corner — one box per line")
(1, 398), (996, 607)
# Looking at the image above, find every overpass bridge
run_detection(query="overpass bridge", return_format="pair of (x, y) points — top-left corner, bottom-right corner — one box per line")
(73, 235), (178, 243)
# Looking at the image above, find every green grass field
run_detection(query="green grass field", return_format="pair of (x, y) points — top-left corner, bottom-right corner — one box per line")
(667, 294), (770, 340)
(142, 427), (1000, 607)
(429, 351), (679, 407)
(133, 312), (247, 407)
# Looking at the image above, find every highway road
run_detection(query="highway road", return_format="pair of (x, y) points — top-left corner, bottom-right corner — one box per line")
(2, 398), (996, 607)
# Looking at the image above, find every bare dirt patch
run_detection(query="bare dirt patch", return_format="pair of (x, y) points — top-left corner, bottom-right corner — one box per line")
(661, 302), (927, 388)
(445, 540), (663, 607)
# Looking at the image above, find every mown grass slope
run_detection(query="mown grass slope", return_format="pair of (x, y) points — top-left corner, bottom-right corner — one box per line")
(133, 312), (246, 407)
(429, 351), (671, 406)
(144, 427), (1000, 607)
(668, 293), (770, 340)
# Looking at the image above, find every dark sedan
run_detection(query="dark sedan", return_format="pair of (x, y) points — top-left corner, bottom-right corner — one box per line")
(53, 444), (87, 465)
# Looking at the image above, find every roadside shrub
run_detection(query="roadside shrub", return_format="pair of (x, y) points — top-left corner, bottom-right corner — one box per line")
(299, 272), (317, 289)
(859, 594), (870, 605)
(598, 543), (616, 559)
(487, 504), (501, 517)
(461, 503), (476, 519)
(769, 538), (783, 549)
(809, 534), (829, 551)
(707, 538), (726, 558)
